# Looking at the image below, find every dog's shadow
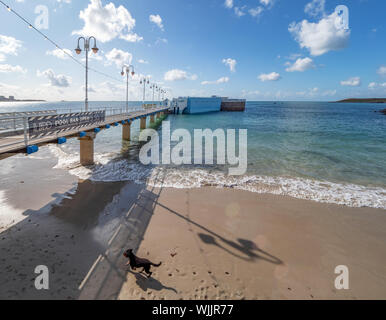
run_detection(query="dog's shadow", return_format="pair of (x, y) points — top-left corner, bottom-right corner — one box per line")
(128, 270), (177, 293)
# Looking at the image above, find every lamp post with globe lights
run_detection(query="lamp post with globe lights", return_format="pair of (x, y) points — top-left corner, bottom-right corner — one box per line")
(139, 76), (150, 106)
(74, 36), (99, 111)
(157, 87), (162, 106)
(160, 89), (166, 106)
(121, 65), (135, 113)
(150, 83), (158, 106)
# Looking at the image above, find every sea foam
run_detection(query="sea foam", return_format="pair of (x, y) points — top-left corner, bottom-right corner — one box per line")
(48, 145), (386, 209)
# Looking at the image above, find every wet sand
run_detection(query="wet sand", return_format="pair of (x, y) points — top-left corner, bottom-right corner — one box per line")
(0, 166), (386, 299)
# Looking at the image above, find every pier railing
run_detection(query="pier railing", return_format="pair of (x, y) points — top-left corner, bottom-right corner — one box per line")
(0, 106), (145, 132)
(0, 105), (167, 154)
(0, 110), (57, 132)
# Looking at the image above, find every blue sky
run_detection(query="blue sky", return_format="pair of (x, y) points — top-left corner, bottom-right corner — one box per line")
(0, 0), (386, 101)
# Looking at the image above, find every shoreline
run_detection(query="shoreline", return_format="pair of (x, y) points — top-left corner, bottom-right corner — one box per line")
(336, 98), (386, 103)
(0, 176), (385, 299)
(0, 100), (46, 103)
(61, 159), (386, 210)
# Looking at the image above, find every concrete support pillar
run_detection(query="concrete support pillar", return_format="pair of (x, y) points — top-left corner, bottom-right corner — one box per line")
(156, 112), (161, 119)
(122, 123), (131, 141)
(79, 132), (96, 166)
(150, 114), (155, 123)
(140, 117), (147, 130)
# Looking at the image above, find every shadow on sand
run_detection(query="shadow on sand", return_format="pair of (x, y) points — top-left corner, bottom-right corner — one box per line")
(153, 201), (282, 264)
(0, 130), (282, 299)
(126, 270), (177, 294)
(0, 159), (166, 300)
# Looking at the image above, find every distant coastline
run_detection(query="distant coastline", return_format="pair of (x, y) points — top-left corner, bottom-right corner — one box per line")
(0, 99), (46, 102)
(337, 98), (386, 103)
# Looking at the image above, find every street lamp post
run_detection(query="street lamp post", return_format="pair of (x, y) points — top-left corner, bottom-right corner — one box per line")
(160, 89), (165, 105)
(75, 36), (99, 112)
(121, 65), (135, 113)
(139, 77), (150, 106)
(157, 87), (161, 106)
(150, 84), (158, 106)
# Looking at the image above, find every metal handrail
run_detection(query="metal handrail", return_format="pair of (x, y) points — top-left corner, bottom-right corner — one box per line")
(0, 110), (57, 118)
(0, 106), (168, 152)
(0, 110), (58, 132)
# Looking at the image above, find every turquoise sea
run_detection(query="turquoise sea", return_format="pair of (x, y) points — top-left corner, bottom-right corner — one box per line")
(1, 100), (385, 208)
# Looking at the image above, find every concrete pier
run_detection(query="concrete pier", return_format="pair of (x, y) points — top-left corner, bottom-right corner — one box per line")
(79, 132), (96, 166)
(122, 123), (131, 141)
(0, 106), (169, 164)
(150, 114), (155, 123)
(140, 117), (147, 130)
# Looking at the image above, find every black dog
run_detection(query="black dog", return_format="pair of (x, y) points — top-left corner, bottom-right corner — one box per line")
(123, 249), (162, 278)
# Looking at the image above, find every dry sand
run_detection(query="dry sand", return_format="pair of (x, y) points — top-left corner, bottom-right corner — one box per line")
(118, 187), (386, 300)
(1, 171), (385, 300)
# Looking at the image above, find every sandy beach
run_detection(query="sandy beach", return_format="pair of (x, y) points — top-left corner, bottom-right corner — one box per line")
(0, 165), (385, 299)
(1, 0), (386, 303)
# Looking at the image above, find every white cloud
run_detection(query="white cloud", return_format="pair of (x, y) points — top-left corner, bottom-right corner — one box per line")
(46, 48), (73, 60)
(72, 0), (142, 43)
(0, 35), (22, 57)
(285, 57), (315, 72)
(225, 0), (274, 18)
(164, 69), (197, 81)
(260, 0), (274, 6)
(340, 77), (361, 87)
(377, 66), (386, 76)
(105, 48), (132, 68)
(286, 53), (302, 60)
(247, 0), (275, 18)
(149, 14), (164, 31)
(216, 76), (229, 83)
(304, 0), (325, 17)
(120, 34), (143, 42)
(234, 6), (247, 17)
(289, 11), (350, 56)
(37, 69), (71, 87)
(222, 58), (236, 72)
(368, 82), (386, 89)
(155, 38), (168, 45)
(249, 7), (264, 17)
(201, 77), (229, 85)
(0, 64), (26, 73)
(322, 89), (337, 96)
(296, 87), (320, 97)
(0, 82), (20, 92)
(138, 59), (148, 64)
(224, 0), (233, 9)
(258, 72), (281, 82)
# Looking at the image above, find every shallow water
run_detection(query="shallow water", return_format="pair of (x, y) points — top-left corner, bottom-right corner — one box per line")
(1, 101), (385, 208)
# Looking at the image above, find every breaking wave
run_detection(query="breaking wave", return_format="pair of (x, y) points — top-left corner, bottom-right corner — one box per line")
(48, 145), (386, 209)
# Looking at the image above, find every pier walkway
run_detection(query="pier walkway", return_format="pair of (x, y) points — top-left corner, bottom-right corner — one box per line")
(0, 106), (168, 164)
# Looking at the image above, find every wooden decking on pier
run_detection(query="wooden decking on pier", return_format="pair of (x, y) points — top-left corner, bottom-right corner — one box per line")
(0, 107), (168, 158)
